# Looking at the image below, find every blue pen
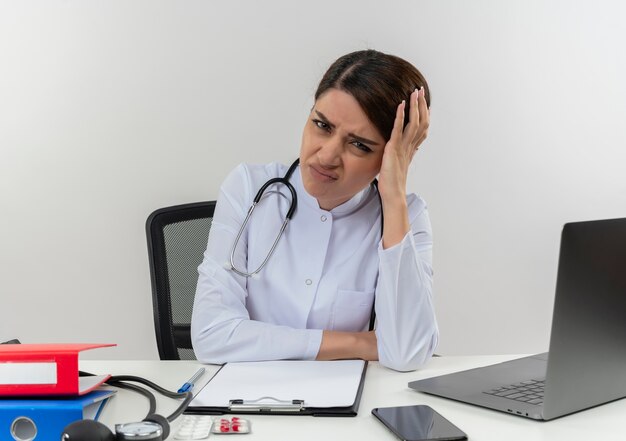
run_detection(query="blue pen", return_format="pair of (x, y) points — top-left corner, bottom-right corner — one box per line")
(178, 368), (206, 393)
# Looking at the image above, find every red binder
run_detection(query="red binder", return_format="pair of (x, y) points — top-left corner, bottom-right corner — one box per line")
(0, 343), (115, 397)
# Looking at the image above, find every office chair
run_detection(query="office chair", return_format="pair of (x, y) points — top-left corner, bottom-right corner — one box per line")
(146, 201), (216, 360)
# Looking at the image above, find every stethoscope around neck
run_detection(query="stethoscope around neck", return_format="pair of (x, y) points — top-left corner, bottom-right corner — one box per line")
(228, 159), (300, 277)
(228, 158), (383, 278)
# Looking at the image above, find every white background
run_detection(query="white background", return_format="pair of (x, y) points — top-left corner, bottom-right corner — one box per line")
(1, 1), (625, 360)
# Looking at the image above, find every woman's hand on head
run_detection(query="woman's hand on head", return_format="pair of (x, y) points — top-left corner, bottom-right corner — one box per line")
(377, 87), (430, 203)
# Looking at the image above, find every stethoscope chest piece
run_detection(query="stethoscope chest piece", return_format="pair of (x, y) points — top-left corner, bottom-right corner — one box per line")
(115, 421), (163, 440)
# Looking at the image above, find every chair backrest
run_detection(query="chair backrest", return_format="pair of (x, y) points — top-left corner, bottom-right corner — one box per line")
(146, 201), (216, 360)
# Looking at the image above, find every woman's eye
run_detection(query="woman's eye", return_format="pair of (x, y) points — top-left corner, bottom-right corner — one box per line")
(313, 119), (330, 131)
(351, 141), (373, 153)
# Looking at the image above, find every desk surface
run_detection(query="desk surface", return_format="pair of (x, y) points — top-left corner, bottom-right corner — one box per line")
(81, 355), (626, 440)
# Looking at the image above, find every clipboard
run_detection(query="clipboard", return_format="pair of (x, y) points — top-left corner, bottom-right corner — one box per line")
(186, 360), (367, 417)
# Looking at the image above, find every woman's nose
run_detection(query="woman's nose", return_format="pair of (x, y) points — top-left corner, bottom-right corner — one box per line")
(317, 135), (342, 168)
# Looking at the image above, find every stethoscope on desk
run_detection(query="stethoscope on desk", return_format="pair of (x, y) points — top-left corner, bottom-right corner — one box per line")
(62, 371), (193, 441)
(228, 158), (384, 277)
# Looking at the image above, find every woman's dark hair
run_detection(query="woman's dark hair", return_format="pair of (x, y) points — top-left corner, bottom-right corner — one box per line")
(314, 49), (430, 141)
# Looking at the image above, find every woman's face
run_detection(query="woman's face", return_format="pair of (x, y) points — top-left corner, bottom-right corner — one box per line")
(299, 88), (386, 211)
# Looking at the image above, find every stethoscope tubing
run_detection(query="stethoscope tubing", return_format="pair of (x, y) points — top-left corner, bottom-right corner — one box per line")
(228, 158), (383, 280)
(229, 160), (299, 278)
(227, 158), (382, 330)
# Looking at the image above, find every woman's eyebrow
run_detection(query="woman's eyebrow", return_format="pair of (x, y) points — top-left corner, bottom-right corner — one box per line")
(314, 110), (335, 128)
(314, 110), (381, 146)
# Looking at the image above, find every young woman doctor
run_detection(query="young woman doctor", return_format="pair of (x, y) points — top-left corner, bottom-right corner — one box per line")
(191, 50), (437, 371)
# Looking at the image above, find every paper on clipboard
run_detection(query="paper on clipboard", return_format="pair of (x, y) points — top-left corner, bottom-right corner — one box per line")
(190, 360), (365, 408)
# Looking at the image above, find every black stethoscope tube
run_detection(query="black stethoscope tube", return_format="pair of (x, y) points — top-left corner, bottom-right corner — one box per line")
(229, 159), (300, 277)
(229, 158), (382, 329)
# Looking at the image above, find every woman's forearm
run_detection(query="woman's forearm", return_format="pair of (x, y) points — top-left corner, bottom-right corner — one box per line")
(315, 330), (378, 361)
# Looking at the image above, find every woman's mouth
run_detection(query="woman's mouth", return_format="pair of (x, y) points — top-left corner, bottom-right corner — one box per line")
(309, 165), (338, 182)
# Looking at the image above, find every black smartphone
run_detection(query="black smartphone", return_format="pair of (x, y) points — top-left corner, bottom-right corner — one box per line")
(372, 405), (467, 441)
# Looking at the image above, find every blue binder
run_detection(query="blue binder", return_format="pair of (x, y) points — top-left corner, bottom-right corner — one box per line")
(0, 389), (114, 441)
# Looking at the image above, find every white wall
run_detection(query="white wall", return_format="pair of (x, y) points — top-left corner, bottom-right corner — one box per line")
(1, 1), (625, 359)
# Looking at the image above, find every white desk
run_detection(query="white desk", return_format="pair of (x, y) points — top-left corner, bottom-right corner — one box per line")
(81, 356), (626, 440)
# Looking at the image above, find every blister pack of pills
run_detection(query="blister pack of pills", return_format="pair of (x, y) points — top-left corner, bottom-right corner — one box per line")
(174, 415), (213, 440)
(211, 417), (251, 434)
(174, 415), (251, 439)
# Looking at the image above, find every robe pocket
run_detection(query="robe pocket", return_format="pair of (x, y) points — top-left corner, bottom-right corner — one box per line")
(330, 289), (375, 332)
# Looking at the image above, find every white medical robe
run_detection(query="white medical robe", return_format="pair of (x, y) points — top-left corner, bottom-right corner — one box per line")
(191, 162), (438, 371)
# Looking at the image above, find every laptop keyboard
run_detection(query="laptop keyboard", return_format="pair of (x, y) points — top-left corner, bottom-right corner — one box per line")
(484, 379), (545, 405)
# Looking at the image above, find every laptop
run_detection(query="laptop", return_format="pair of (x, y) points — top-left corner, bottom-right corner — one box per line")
(410, 217), (626, 421)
